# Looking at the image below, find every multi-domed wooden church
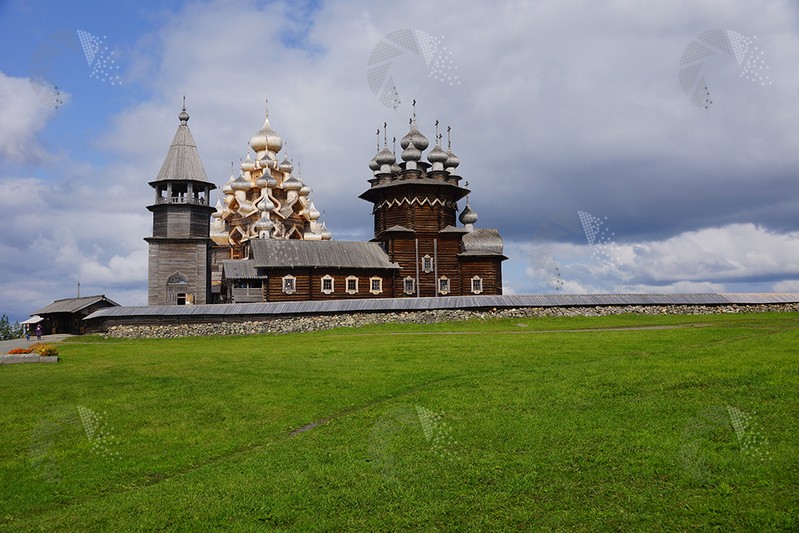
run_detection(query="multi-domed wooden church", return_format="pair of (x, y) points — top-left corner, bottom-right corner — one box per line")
(146, 101), (505, 305)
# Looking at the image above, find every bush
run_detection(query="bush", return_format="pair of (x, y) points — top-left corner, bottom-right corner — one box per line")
(30, 343), (58, 357)
(7, 347), (33, 354)
(0, 315), (23, 341)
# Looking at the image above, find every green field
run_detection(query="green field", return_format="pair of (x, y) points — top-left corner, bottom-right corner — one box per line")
(1, 312), (797, 531)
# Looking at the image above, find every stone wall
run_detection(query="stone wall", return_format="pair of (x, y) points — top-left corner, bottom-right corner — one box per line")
(104, 303), (799, 339)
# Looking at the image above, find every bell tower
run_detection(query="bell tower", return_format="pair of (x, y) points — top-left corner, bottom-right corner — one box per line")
(145, 103), (216, 305)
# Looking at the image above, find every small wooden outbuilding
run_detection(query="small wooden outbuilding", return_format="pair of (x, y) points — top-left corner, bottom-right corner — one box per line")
(32, 295), (120, 335)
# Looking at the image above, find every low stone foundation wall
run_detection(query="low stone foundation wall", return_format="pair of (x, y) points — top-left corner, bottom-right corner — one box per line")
(104, 303), (799, 339)
(0, 355), (59, 364)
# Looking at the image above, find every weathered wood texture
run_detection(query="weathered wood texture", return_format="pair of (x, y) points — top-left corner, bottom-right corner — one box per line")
(147, 241), (212, 305)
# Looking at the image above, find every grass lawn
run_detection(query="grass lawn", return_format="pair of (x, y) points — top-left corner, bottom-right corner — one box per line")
(1, 312), (797, 531)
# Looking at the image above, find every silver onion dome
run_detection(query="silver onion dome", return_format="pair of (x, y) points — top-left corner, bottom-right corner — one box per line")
(428, 143), (447, 164)
(231, 172), (251, 191)
(241, 153), (256, 173)
(282, 174), (302, 191)
(375, 146), (396, 167)
(400, 121), (429, 151)
(250, 110), (283, 155)
(279, 156), (293, 174)
(459, 203), (478, 226)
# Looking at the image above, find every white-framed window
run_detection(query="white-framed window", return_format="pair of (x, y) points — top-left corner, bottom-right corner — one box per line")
(438, 276), (450, 295)
(403, 276), (416, 295)
(471, 276), (483, 294)
(369, 276), (383, 294)
(422, 254), (433, 273)
(321, 275), (334, 294)
(282, 275), (296, 294)
(346, 275), (358, 294)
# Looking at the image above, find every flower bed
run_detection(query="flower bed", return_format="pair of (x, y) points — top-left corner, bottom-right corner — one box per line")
(7, 347), (32, 355)
(28, 343), (59, 357)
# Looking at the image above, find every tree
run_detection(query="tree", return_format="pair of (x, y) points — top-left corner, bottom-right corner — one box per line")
(0, 315), (23, 340)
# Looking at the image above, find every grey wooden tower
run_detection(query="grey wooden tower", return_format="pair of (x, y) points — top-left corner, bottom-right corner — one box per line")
(145, 104), (216, 305)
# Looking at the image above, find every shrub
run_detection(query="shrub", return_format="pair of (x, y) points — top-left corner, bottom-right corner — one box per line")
(7, 347), (33, 354)
(31, 344), (58, 357)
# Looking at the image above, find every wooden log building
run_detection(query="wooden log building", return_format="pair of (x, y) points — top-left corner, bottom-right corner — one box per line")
(146, 102), (505, 305)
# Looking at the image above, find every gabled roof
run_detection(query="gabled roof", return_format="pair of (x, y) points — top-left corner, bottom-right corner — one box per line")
(222, 259), (266, 279)
(384, 225), (415, 233)
(440, 225), (468, 234)
(151, 109), (210, 184)
(250, 240), (400, 269)
(34, 295), (120, 315)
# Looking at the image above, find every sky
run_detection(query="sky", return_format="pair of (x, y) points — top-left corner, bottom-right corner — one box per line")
(1, 0), (798, 321)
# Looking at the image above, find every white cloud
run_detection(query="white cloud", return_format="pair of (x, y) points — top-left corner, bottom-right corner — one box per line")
(517, 223), (799, 294)
(0, 72), (61, 162)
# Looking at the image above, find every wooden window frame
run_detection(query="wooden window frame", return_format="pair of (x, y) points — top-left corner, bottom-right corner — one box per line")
(403, 276), (416, 295)
(321, 275), (334, 294)
(471, 276), (483, 294)
(422, 254), (433, 273)
(438, 276), (450, 295)
(282, 275), (296, 294)
(369, 276), (383, 295)
(346, 275), (358, 294)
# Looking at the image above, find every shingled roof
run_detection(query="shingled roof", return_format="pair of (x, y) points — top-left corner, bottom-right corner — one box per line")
(460, 228), (505, 257)
(222, 259), (265, 279)
(151, 107), (210, 184)
(34, 295), (119, 315)
(250, 240), (400, 269)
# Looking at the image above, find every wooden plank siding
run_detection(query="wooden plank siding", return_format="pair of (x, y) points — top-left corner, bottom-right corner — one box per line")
(459, 257), (503, 295)
(263, 269), (396, 302)
(147, 241), (212, 305)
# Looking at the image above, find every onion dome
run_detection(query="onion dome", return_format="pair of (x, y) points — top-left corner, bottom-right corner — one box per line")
(231, 172), (251, 191)
(401, 143), (421, 162)
(375, 147), (396, 167)
(307, 201), (321, 220)
(428, 143), (447, 165)
(258, 195), (275, 212)
(400, 120), (429, 151)
(212, 198), (224, 218)
(282, 174), (302, 191)
(241, 153), (256, 173)
(178, 107), (190, 124)
(250, 108), (283, 155)
(445, 149), (460, 171)
(299, 181), (311, 196)
(320, 222), (332, 240)
(254, 212), (274, 233)
(369, 153), (380, 172)
(279, 155), (293, 174)
(459, 202), (478, 227)
(255, 172), (270, 188)
(222, 175), (235, 194)
(258, 152), (276, 170)
(390, 161), (402, 175)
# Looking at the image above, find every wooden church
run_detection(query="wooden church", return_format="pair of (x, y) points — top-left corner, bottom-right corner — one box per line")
(146, 102), (505, 305)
